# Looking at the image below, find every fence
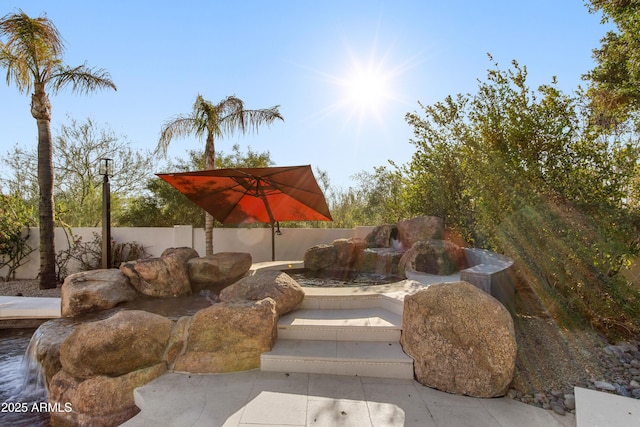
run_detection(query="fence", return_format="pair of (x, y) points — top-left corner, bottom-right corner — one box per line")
(1, 225), (375, 280)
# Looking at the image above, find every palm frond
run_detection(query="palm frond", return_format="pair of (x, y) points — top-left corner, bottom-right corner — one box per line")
(0, 9), (64, 91)
(0, 9), (63, 56)
(157, 94), (283, 157)
(220, 104), (284, 135)
(50, 63), (116, 94)
(0, 47), (31, 92)
(157, 116), (198, 155)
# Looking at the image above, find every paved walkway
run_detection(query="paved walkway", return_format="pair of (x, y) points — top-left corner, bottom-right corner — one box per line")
(120, 370), (575, 427)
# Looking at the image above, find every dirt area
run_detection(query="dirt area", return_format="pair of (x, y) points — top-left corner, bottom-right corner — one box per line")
(510, 277), (607, 396)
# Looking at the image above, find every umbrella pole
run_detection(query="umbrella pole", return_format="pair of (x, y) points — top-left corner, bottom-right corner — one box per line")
(271, 221), (275, 261)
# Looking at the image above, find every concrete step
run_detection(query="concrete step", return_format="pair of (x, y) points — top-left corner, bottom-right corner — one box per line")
(261, 339), (414, 379)
(277, 307), (402, 342)
(300, 288), (405, 315)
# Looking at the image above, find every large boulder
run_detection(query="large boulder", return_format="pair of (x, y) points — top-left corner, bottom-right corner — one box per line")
(366, 224), (397, 248)
(174, 298), (277, 373)
(220, 270), (304, 315)
(304, 244), (337, 271)
(396, 216), (444, 250)
(161, 247), (199, 263)
(120, 254), (191, 297)
(49, 363), (166, 427)
(187, 252), (252, 292)
(401, 281), (517, 398)
(61, 269), (138, 317)
(60, 310), (173, 379)
(398, 239), (466, 276)
(332, 238), (368, 268)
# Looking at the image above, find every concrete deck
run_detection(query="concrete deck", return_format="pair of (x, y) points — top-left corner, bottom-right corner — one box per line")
(0, 295), (61, 319)
(121, 370), (576, 427)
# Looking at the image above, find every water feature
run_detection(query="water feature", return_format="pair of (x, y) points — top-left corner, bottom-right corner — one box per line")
(288, 269), (403, 288)
(0, 328), (49, 427)
(0, 288), (220, 426)
(119, 290), (217, 320)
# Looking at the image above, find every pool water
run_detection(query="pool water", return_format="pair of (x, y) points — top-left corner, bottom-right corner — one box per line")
(287, 269), (403, 288)
(0, 328), (49, 427)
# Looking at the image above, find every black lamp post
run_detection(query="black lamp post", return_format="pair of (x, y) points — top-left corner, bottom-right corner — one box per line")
(100, 158), (112, 269)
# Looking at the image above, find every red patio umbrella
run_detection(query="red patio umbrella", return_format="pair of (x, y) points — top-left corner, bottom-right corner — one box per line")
(157, 165), (333, 260)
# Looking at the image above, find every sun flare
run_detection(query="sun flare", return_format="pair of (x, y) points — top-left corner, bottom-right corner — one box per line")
(343, 67), (391, 112)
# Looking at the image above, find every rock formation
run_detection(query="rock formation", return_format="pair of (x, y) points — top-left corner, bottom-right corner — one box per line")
(303, 244), (337, 271)
(173, 298), (278, 373)
(220, 270), (304, 316)
(120, 253), (192, 297)
(187, 252), (252, 292)
(396, 216), (444, 250)
(61, 269), (138, 317)
(60, 310), (172, 378)
(401, 281), (517, 397)
(398, 239), (466, 276)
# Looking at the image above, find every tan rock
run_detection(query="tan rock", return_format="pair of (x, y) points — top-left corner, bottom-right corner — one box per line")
(163, 315), (191, 369)
(174, 298), (277, 373)
(60, 310), (173, 379)
(161, 247), (199, 263)
(396, 216), (444, 250)
(187, 252), (252, 292)
(366, 224), (396, 248)
(61, 269), (138, 317)
(333, 238), (368, 268)
(398, 239), (466, 276)
(120, 254), (191, 297)
(303, 244), (337, 271)
(49, 363), (166, 426)
(401, 281), (517, 397)
(220, 270), (304, 315)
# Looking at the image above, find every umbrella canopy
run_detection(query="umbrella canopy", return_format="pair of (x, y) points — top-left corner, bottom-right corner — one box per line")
(157, 165), (333, 260)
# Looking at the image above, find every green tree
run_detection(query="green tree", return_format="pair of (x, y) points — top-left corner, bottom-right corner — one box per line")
(585, 0), (640, 126)
(404, 58), (640, 338)
(0, 193), (35, 281)
(156, 94), (283, 255)
(0, 10), (116, 288)
(121, 145), (274, 227)
(2, 117), (155, 227)
(350, 165), (407, 225)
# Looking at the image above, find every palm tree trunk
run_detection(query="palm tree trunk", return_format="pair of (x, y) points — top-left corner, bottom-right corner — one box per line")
(32, 88), (57, 289)
(204, 132), (216, 255)
(204, 213), (214, 255)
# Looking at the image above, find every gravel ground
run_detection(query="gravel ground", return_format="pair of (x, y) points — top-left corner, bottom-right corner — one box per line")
(2, 276), (638, 416)
(0, 279), (61, 297)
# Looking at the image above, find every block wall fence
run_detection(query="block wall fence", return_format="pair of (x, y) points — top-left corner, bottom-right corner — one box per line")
(1, 225), (375, 280)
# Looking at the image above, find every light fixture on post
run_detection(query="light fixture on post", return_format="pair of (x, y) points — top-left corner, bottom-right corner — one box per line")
(275, 221), (282, 235)
(100, 158), (112, 269)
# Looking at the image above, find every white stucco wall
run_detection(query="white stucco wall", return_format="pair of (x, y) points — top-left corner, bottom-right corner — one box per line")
(1, 225), (374, 280)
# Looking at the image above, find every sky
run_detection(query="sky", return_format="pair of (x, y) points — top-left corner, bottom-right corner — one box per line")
(0, 1), (609, 190)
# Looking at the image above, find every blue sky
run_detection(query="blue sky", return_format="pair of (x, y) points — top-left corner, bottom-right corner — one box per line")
(0, 1), (608, 190)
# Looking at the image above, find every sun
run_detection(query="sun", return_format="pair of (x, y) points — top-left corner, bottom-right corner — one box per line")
(343, 66), (390, 112)
(338, 58), (393, 119)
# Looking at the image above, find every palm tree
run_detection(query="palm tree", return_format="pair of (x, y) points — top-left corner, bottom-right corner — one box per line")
(157, 95), (283, 255)
(0, 10), (116, 289)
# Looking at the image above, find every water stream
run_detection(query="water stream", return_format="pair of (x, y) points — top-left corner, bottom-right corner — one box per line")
(0, 328), (50, 427)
